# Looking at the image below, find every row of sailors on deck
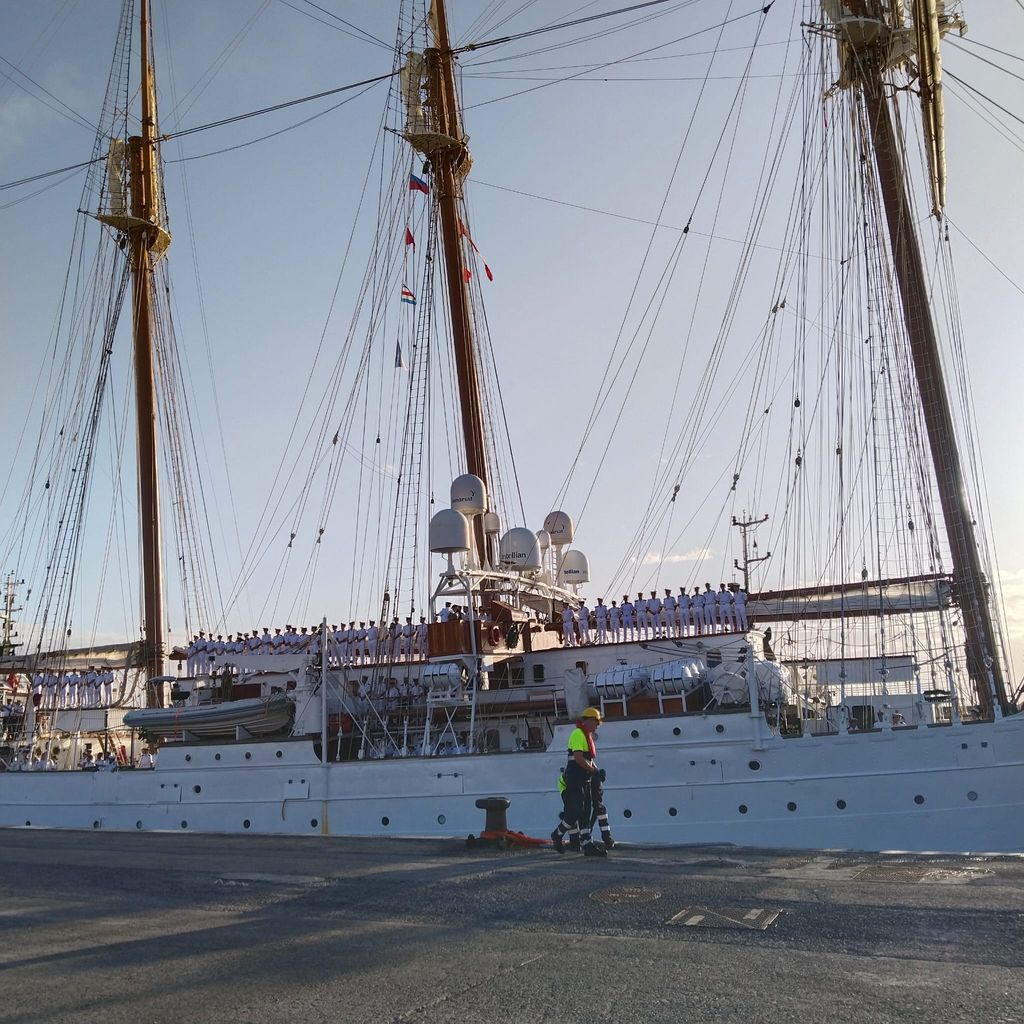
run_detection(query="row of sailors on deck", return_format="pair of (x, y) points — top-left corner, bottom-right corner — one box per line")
(30, 669), (117, 709)
(561, 584), (749, 647)
(185, 617), (449, 674)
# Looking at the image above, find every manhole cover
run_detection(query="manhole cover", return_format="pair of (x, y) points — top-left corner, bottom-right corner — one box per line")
(590, 885), (662, 905)
(667, 906), (781, 930)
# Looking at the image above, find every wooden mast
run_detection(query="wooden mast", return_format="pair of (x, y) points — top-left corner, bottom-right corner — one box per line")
(840, 1), (1007, 716)
(129, 0), (165, 701)
(423, 0), (489, 560)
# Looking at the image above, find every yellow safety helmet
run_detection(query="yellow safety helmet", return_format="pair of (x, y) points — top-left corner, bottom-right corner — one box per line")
(581, 706), (603, 722)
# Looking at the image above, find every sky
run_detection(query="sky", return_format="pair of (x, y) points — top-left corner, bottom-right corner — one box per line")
(1, 0), (1023, 684)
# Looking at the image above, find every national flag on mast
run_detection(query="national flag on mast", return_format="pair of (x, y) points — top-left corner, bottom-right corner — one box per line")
(401, 286), (416, 305)
(404, 227), (416, 249)
(458, 218), (494, 281)
(409, 173), (429, 194)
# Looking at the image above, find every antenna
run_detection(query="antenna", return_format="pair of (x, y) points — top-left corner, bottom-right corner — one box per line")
(732, 513), (770, 593)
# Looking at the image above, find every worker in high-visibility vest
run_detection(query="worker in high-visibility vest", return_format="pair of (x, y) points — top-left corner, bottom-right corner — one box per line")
(551, 707), (607, 857)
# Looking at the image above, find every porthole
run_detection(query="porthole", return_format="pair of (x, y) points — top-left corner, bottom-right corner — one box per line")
(180, 821), (188, 829)
(981, 742), (989, 749)
(623, 809), (633, 819)
(914, 794), (925, 805)
(710, 759), (717, 765)
(25, 821), (31, 826)
(630, 730), (639, 739)
(749, 760), (761, 771)
(185, 754), (192, 762)
(214, 753), (221, 761)
(669, 807), (677, 817)
(244, 752), (252, 760)
(92, 820), (100, 829)
(382, 816), (390, 826)
(276, 750), (283, 759)
(438, 814), (447, 825)
(787, 802), (797, 812)
(243, 819), (251, 829)
(310, 818), (319, 827)
(738, 805), (748, 814)
(967, 791), (978, 802)
(715, 724), (725, 734)
(836, 799), (847, 810)
(136, 821), (143, 829)
(193, 785), (202, 794)
(961, 743), (968, 750)
(672, 727), (681, 736)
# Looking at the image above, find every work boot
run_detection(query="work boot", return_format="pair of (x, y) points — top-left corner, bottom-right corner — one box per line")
(550, 829), (565, 854)
(582, 842), (607, 858)
(568, 834), (581, 852)
(601, 832), (616, 850)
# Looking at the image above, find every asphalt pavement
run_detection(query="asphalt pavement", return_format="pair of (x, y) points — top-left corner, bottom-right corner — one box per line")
(0, 830), (1021, 1024)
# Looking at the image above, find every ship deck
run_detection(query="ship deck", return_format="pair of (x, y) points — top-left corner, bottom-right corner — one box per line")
(0, 829), (1020, 1023)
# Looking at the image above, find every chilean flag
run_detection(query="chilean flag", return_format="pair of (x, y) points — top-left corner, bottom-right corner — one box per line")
(409, 173), (429, 194)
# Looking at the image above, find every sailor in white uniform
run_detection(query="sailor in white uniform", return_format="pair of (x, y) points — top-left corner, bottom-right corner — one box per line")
(578, 601), (591, 645)
(733, 586), (748, 631)
(621, 596), (635, 641)
(702, 584), (717, 632)
(101, 668), (114, 706)
(691, 587), (705, 635)
(271, 628), (285, 652)
(438, 602), (453, 623)
(609, 600), (622, 643)
(631, 593), (645, 639)
(662, 589), (677, 637)
(417, 616), (428, 659)
(677, 588), (690, 635)
(594, 598), (608, 644)
(401, 618), (415, 660)
(717, 584), (734, 632)
(66, 671), (79, 708)
(367, 622), (380, 662)
(647, 591), (663, 639)
(561, 605), (576, 647)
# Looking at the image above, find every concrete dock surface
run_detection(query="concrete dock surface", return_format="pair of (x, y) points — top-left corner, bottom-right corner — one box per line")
(0, 830), (1021, 1024)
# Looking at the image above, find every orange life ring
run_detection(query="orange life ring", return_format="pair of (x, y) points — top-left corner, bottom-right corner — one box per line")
(488, 625), (502, 646)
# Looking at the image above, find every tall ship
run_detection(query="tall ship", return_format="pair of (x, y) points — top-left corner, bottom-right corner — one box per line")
(1, 0), (1021, 852)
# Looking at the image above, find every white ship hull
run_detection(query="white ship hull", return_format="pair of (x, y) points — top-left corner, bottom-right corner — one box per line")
(3, 710), (1023, 853)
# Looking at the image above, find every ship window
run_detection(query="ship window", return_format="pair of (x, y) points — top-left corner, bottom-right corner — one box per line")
(243, 820), (251, 829)
(631, 730), (639, 739)
(738, 805), (748, 814)
(311, 818), (319, 827)
(533, 665), (545, 682)
(92, 820), (100, 829)
(276, 750), (283, 759)
(787, 802), (797, 812)
(438, 815), (446, 825)
(967, 791), (978, 802)
(914, 794), (925, 805)
(715, 724), (725, 734)
(185, 754), (192, 762)
(136, 821), (143, 829)
(245, 752), (252, 760)
(623, 809), (633, 819)
(215, 753), (221, 761)
(193, 785), (202, 794)
(836, 800), (847, 810)
(673, 727), (681, 736)
(669, 807), (677, 817)
(382, 816), (390, 826)
(749, 760), (761, 771)
(180, 821), (188, 829)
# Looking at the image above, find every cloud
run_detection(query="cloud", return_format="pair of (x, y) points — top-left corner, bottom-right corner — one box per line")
(641, 547), (712, 566)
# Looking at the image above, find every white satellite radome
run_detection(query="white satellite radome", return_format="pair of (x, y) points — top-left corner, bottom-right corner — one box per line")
(558, 549), (590, 585)
(535, 529), (551, 551)
(498, 528), (543, 572)
(450, 474), (487, 517)
(483, 511), (501, 536)
(429, 509), (471, 553)
(542, 510), (574, 546)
